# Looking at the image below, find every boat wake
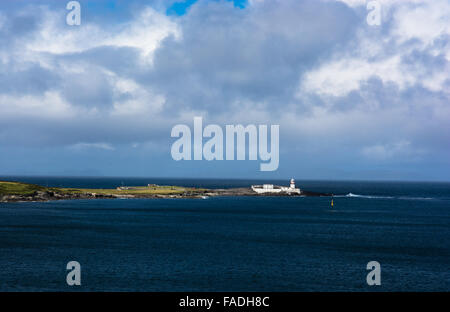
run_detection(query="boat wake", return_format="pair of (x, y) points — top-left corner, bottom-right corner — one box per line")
(335, 193), (438, 201)
(342, 193), (394, 199)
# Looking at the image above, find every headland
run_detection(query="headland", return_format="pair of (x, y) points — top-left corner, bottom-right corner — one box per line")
(0, 179), (332, 203)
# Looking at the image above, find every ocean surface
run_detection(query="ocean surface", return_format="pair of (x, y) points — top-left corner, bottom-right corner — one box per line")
(0, 177), (449, 291)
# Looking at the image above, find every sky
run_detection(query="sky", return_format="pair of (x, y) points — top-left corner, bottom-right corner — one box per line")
(0, 0), (449, 181)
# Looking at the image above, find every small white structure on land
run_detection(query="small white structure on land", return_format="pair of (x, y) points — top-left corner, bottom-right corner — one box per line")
(251, 179), (301, 194)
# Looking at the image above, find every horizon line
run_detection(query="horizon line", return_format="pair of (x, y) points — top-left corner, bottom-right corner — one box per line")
(1, 174), (449, 184)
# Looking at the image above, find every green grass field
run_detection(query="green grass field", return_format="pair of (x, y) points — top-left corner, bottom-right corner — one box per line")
(0, 181), (54, 195)
(61, 185), (200, 195)
(0, 181), (204, 196)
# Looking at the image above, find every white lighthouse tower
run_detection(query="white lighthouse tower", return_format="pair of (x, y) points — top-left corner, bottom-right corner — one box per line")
(290, 178), (295, 189)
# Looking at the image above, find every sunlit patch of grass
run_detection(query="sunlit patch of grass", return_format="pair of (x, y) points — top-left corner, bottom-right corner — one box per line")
(0, 181), (48, 195)
(1, 181), (206, 197)
(61, 186), (203, 195)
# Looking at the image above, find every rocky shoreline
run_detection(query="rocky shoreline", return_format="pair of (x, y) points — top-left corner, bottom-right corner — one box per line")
(0, 190), (207, 203)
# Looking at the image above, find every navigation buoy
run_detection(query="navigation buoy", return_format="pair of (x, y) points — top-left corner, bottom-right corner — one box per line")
(331, 198), (334, 207)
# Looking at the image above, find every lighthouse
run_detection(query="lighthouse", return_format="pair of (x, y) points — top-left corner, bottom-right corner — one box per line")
(251, 178), (300, 194)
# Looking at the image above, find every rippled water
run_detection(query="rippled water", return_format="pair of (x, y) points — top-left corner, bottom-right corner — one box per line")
(0, 178), (449, 291)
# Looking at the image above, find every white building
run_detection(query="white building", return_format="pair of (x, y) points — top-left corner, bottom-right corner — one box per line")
(251, 179), (300, 194)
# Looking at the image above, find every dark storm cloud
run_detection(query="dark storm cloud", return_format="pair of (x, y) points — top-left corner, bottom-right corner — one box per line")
(144, 0), (358, 114)
(0, 63), (59, 95)
(60, 69), (115, 109)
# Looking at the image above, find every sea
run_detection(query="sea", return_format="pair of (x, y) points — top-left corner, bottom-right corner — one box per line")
(0, 176), (449, 291)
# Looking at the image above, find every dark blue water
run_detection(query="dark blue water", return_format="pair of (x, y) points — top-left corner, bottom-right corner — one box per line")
(0, 177), (449, 291)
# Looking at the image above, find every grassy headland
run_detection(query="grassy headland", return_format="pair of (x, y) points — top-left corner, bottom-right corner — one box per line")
(0, 180), (330, 202)
(0, 181), (57, 196)
(0, 180), (209, 202)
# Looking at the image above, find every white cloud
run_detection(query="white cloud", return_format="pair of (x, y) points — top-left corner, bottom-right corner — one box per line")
(69, 142), (115, 151)
(333, 0), (425, 9)
(300, 55), (415, 97)
(391, 0), (450, 48)
(104, 8), (180, 63)
(0, 6), (174, 124)
(0, 91), (75, 119)
(25, 7), (179, 64)
(105, 74), (166, 116)
(361, 141), (423, 161)
(300, 0), (450, 98)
